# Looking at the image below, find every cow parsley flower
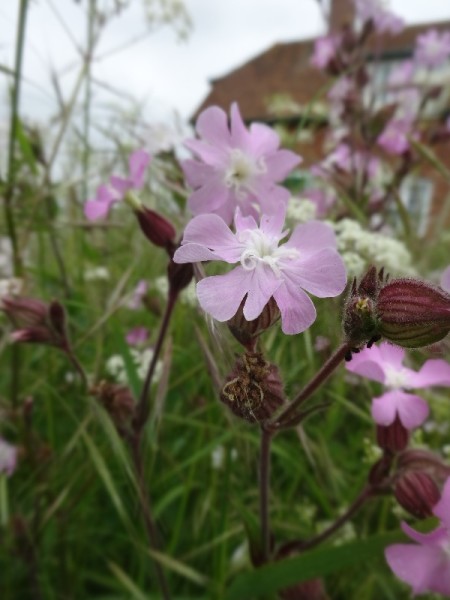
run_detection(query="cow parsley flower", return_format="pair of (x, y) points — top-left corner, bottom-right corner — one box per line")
(182, 103), (301, 224)
(346, 342), (450, 430)
(173, 205), (346, 335)
(385, 477), (450, 596)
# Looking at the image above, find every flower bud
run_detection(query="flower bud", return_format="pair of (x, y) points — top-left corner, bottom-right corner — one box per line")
(368, 453), (393, 487)
(134, 207), (176, 255)
(1, 297), (48, 327)
(377, 279), (450, 348)
(167, 260), (194, 298)
(91, 381), (135, 436)
(397, 449), (450, 482)
(227, 297), (280, 349)
(10, 327), (54, 345)
(220, 351), (284, 424)
(376, 417), (409, 453)
(48, 300), (67, 339)
(394, 471), (441, 519)
(343, 266), (385, 347)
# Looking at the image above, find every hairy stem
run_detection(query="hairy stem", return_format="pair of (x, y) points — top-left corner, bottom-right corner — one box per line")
(133, 293), (176, 435)
(272, 342), (351, 429)
(259, 428), (273, 562)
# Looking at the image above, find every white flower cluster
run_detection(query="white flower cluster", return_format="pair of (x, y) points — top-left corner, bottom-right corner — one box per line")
(286, 197), (317, 224)
(84, 266), (110, 282)
(106, 348), (162, 385)
(331, 219), (415, 278)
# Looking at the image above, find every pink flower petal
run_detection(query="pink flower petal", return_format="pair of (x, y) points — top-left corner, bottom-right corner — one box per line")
(196, 268), (251, 321)
(433, 478), (450, 530)
(181, 160), (213, 188)
(196, 106), (230, 148)
(273, 283), (317, 335)
(184, 138), (227, 166)
(257, 184), (291, 215)
(346, 356), (386, 383)
(230, 102), (251, 151)
(129, 149), (150, 189)
(243, 267), (282, 321)
(264, 150), (302, 180)
(378, 342), (405, 370)
(173, 243), (219, 263)
(396, 391), (429, 429)
(401, 522), (448, 546)
(248, 122), (280, 156)
(385, 543), (448, 596)
(234, 208), (258, 233)
(286, 221), (337, 254)
(371, 391), (398, 426)
(110, 175), (132, 195)
(188, 179), (231, 217)
(181, 214), (242, 262)
(282, 248), (347, 298)
(259, 207), (287, 238)
(84, 199), (111, 221)
(409, 359), (450, 388)
(441, 266), (450, 293)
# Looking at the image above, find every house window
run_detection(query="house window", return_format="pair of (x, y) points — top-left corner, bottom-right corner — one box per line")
(398, 176), (433, 236)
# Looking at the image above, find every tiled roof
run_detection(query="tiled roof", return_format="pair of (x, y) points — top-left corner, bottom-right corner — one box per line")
(192, 20), (450, 122)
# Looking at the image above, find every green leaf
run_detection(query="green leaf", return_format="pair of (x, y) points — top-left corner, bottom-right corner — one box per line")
(224, 531), (404, 599)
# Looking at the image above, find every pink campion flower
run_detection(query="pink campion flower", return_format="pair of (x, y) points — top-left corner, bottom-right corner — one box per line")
(84, 150), (151, 221)
(377, 119), (413, 155)
(182, 103), (302, 224)
(0, 438), (17, 476)
(173, 205), (346, 335)
(346, 342), (450, 430)
(414, 29), (450, 69)
(354, 0), (404, 35)
(385, 476), (450, 596)
(125, 327), (149, 346)
(310, 34), (341, 70)
(441, 266), (450, 293)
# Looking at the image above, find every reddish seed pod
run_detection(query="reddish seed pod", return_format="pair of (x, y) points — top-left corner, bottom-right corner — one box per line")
(394, 471), (441, 519)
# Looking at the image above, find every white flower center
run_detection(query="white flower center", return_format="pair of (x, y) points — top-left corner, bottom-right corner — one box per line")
(384, 366), (408, 389)
(223, 149), (266, 198)
(238, 229), (299, 277)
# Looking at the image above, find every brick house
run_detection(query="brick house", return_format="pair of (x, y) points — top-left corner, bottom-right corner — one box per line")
(192, 0), (450, 236)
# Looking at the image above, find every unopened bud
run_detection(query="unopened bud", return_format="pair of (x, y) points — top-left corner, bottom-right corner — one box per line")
(48, 300), (67, 339)
(2, 297), (48, 327)
(377, 279), (450, 348)
(376, 417), (409, 453)
(91, 381), (135, 435)
(368, 453), (393, 487)
(220, 351), (284, 423)
(227, 297), (280, 348)
(397, 449), (450, 482)
(394, 471), (441, 519)
(343, 266), (385, 346)
(134, 207), (176, 255)
(167, 260), (194, 298)
(10, 327), (54, 345)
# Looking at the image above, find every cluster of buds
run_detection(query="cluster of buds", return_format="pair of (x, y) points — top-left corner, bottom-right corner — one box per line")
(220, 351), (284, 424)
(344, 266), (450, 351)
(1, 297), (69, 349)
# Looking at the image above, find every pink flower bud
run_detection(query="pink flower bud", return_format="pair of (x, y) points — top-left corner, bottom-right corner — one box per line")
(397, 449), (450, 482)
(376, 416), (409, 453)
(1, 297), (48, 327)
(377, 279), (450, 348)
(91, 381), (135, 436)
(134, 207), (176, 254)
(394, 471), (441, 519)
(10, 327), (54, 345)
(227, 297), (280, 349)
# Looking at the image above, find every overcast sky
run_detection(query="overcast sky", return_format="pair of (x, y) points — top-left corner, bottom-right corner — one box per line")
(1, 0), (450, 132)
